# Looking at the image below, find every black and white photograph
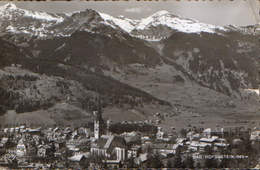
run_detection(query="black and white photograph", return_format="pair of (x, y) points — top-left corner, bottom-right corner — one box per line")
(0, 0), (259, 169)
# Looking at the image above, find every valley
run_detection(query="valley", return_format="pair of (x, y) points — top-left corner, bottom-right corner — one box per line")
(0, 3), (259, 130)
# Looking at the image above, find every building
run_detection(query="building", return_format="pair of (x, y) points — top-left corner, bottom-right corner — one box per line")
(68, 153), (90, 168)
(91, 135), (127, 161)
(94, 111), (101, 139)
(127, 145), (141, 158)
(37, 145), (52, 158)
(16, 139), (27, 157)
(151, 143), (175, 156)
(186, 131), (200, 141)
(93, 109), (105, 140)
(203, 128), (226, 138)
(91, 104), (127, 162)
(105, 160), (122, 169)
(156, 127), (164, 140)
(92, 105), (124, 160)
(0, 138), (9, 148)
(200, 136), (218, 143)
(250, 130), (260, 141)
(123, 132), (141, 146)
(134, 153), (148, 166)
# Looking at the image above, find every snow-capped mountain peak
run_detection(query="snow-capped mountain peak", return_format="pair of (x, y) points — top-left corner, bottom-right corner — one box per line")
(150, 10), (170, 17)
(99, 12), (138, 33)
(0, 2), (17, 10)
(0, 3), (227, 40)
(0, 3), (64, 23)
(135, 10), (225, 34)
(98, 10), (226, 37)
(0, 3), (66, 38)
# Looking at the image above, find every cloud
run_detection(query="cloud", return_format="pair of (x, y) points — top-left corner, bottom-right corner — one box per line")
(124, 7), (143, 14)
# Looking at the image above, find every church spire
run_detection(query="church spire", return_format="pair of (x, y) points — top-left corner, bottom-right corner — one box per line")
(94, 97), (103, 139)
(94, 111), (101, 139)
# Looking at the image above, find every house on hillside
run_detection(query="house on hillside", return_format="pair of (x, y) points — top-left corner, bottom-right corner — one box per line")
(203, 128), (227, 138)
(250, 130), (260, 141)
(0, 137), (9, 148)
(37, 144), (52, 158)
(156, 127), (164, 140)
(16, 138), (27, 157)
(200, 136), (218, 143)
(188, 141), (211, 152)
(156, 127), (170, 142)
(68, 153), (90, 169)
(151, 143), (175, 157)
(127, 145), (141, 158)
(187, 131), (200, 141)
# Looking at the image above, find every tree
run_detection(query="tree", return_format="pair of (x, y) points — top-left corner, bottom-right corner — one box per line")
(64, 149), (70, 168)
(173, 150), (183, 168)
(79, 157), (90, 169)
(127, 157), (137, 168)
(9, 159), (18, 169)
(204, 145), (213, 155)
(204, 158), (218, 168)
(146, 152), (163, 168)
(183, 155), (194, 168)
(166, 159), (174, 168)
(180, 128), (187, 138)
(243, 136), (254, 155)
(196, 162), (201, 168)
(219, 158), (229, 168)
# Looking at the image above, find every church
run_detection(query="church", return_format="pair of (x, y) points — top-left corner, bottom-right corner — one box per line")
(90, 109), (127, 163)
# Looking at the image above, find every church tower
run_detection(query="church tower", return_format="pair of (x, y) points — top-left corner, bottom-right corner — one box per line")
(106, 119), (111, 136)
(94, 110), (101, 139)
(93, 98), (104, 139)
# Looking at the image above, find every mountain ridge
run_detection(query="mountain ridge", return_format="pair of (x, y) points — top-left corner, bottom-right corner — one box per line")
(0, 3), (235, 40)
(0, 2), (259, 127)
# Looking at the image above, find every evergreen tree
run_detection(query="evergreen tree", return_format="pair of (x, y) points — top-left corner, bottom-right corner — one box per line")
(204, 145), (213, 155)
(127, 157), (136, 168)
(180, 128), (187, 138)
(183, 155), (194, 168)
(196, 162), (201, 168)
(166, 159), (174, 168)
(146, 152), (163, 168)
(205, 158), (218, 168)
(219, 158), (229, 168)
(173, 150), (183, 168)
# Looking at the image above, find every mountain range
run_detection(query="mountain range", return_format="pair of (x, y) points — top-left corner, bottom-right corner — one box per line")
(0, 3), (259, 128)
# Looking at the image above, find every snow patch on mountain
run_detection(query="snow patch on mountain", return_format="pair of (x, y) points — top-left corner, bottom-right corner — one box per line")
(0, 3), (63, 23)
(136, 10), (226, 34)
(99, 12), (138, 33)
(0, 3), (17, 10)
(23, 10), (64, 23)
(99, 10), (225, 35)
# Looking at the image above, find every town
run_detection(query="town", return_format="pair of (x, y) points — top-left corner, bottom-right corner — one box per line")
(0, 109), (260, 169)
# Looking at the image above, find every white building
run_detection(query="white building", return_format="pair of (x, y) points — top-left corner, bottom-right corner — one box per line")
(93, 110), (105, 140)
(188, 141), (211, 152)
(250, 130), (260, 141)
(127, 145), (141, 158)
(16, 139), (27, 157)
(156, 127), (164, 140)
(203, 128), (211, 138)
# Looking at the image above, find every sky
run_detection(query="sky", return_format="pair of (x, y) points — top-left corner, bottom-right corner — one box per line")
(0, 0), (259, 26)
